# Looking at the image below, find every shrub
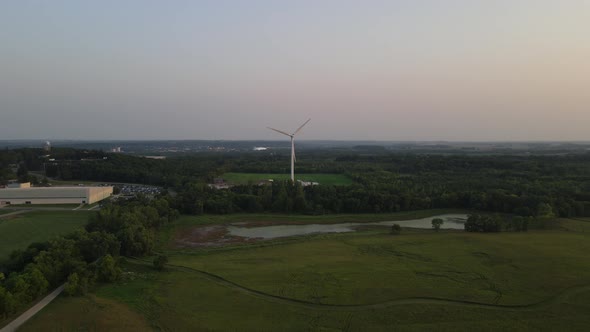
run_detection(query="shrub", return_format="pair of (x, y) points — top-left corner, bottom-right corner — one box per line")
(153, 255), (168, 271)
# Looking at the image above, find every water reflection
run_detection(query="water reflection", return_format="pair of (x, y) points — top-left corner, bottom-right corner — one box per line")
(227, 214), (467, 239)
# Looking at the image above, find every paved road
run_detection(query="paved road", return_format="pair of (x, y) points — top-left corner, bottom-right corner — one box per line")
(72, 204), (85, 211)
(0, 210), (31, 219)
(0, 284), (65, 332)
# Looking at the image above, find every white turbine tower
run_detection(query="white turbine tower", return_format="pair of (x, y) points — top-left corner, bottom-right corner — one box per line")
(267, 118), (311, 182)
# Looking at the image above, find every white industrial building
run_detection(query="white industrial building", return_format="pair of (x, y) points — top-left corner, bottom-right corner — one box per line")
(6, 182), (31, 189)
(0, 186), (113, 205)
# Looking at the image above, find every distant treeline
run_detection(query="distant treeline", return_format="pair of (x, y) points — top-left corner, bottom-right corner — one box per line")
(171, 153), (590, 218)
(2, 148), (590, 218)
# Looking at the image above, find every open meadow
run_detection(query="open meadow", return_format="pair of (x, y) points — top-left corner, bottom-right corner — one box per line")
(222, 172), (353, 185)
(19, 215), (590, 331)
(0, 211), (92, 262)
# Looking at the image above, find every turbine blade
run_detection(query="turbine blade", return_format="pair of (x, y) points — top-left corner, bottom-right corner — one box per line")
(267, 127), (292, 137)
(292, 118), (311, 136)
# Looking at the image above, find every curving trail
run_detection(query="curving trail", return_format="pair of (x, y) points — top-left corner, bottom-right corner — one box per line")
(0, 284), (65, 332)
(161, 262), (590, 312)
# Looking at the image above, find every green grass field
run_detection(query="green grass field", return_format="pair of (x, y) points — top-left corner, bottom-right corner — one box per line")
(0, 211), (92, 261)
(18, 295), (150, 331)
(17, 216), (590, 331)
(558, 218), (590, 233)
(222, 172), (353, 185)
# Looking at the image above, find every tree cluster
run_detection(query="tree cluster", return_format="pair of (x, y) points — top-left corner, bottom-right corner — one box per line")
(0, 233), (119, 318)
(464, 214), (531, 232)
(86, 197), (178, 256)
(0, 197), (179, 319)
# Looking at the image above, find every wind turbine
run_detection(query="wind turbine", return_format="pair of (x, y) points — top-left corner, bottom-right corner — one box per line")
(267, 118), (311, 182)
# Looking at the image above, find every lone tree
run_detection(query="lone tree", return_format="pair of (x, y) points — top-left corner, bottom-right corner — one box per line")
(153, 254), (168, 271)
(431, 218), (444, 232)
(98, 254), (121, 282)
(391, 224), (401, 235)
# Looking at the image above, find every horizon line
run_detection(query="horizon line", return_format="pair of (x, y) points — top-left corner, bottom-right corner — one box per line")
(1, 139), (590, 144)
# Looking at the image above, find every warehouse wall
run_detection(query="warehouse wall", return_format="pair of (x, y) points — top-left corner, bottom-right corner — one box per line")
(0, 186), (113, 205)
(87, 187), (113, 204)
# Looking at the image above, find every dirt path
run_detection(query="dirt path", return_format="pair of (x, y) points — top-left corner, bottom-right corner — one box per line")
(0, 284), (65, 332)
(161, 261), (590, 312)
(71, 204), (84, 211)
(0, 210), (31, 219)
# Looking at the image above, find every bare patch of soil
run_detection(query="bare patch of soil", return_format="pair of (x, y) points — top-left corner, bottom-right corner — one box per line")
(174, 225), (262, 248)
(231, 220), (308, 227)
(230, 220), (350, 227)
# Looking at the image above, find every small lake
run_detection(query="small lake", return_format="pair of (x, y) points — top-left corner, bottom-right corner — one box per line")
(227, 214), (468, 239)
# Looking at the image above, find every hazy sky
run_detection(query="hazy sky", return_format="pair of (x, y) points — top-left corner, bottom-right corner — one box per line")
(1, 0), (589, 141)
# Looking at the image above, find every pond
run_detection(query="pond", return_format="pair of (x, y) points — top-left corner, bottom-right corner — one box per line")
(226, 214), (468, 239)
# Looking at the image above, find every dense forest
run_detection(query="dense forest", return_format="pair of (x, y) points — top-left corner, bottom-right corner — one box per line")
(2, 148), (590, 218)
